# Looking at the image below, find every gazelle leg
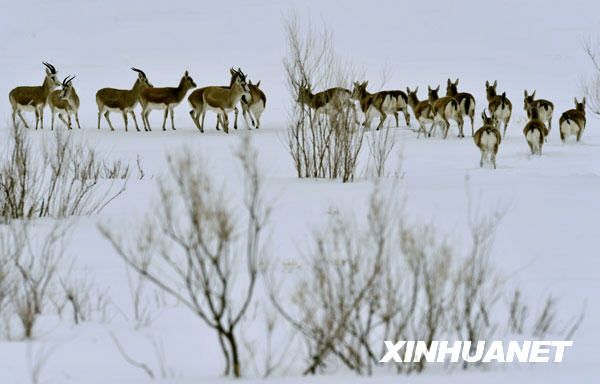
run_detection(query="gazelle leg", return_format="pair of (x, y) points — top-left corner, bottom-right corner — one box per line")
(200, 111), (207, 132)
(97, 110), (102, 129)
(403, 109), (411, 126)
(35, 108), (40, 130)
(58, 113), (69, 127)
(170, 107), (176, 130)
(75, 113), (81, 129)
(39, 108), (44, 129)
(222, 109), (229, 134)
(51, 111), (55, 130)
(122, 112), (129, 132)
(470, 114), (474, 136)
(480, 151), (484, 168)
(234, 107), (239, 130)
(17, 110), (29, 128)
(104, 111), (115, 131)
(130, 111), (140, 132)
(394, 111), (399, 127)
(162, 108), (168, 131)
(67, 113), (73, 130)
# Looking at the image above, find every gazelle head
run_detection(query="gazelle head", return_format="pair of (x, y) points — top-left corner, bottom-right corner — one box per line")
(481, 110), (497, 128)
(446, 78), (459, 96)
(43, 62), (61, 88)
(574, 97), (586, 112)
(523, 90), (536, 111)
(230, 67), (250, 94)
(59, 75), (76, 99)
(131, 67), (153, 88)
(428, 85), (440, 102)
(297, 81), (312, 103)
(485, 80), (498, 98)
(351, 81), (368, 100)
(181, 70), (197, 89)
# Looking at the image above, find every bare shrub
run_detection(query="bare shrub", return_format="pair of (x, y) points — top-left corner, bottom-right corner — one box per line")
(284, 14), (364, 182)
(0, 125), (126, 222)
(365, 124), (397, 179)
(268, 184), (577, 376)
(582, 37), (600, 117)
(0, 222), (68, 339)
(100, 135), (269, 378)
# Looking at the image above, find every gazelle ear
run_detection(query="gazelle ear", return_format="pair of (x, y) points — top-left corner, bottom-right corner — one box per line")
(582, 97), (586, 105)
(447, 78), (451, 86)
(415, 86), (419, 93)
(435, 85), (440, 92)
(574, 97), (578, 105)
(363, 80), (369, 87)
(493, 80), (497, 87)
(524, 90), (528, 98)
(185, 70), (189, 76)
(486, 80), (490, 87)
(256, 80), (260, 87)
(455, 78), (459, 85)
(406, 87), (411, 94)
(531, 90), (536, 98)
(428, 85), (432, 91)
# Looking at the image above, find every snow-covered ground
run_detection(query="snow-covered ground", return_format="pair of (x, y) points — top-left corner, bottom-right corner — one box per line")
(1, 0), (599, 382)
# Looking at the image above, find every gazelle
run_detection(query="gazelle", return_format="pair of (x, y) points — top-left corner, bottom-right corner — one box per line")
(351, 81), (410, 130)
(446, 78), (476, 135)
(406, 86), (433, 138)
(523, 106), (548, 156)
(428, 85), (464, 138)
(140, 70), (196, 131)
(241, 80), (266, 129)
(188, 68), (249, 133)
(473, 111), (501, 169)
(296, 82), (354, 126)
(524, 90), (553, 133)
(485, 80), (512, 137)
(96, 68), (153, 132)
(9, 62), (61, 129)
(48, 75), (80, 130)
(559, 97), (586, 143)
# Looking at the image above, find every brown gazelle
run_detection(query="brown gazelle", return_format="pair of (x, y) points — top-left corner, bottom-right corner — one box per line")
(428, 85), (464, 138)
(406, 86), (434, 138)
(446, 78), (476, 135)
(296, 82), (354, 126)
(188, 68), (249, 133)
(96, 68), (153, 132)
(523, 106), (548, 156)
(559, 97), (586, 143)
(524, 90), (553, 133)
(473, 111), (501, 169)
(351, 81), (410, 130)
(140, 70), (196, 131)
(48, 75), (80, 130)
(241, 80), (266, 129)
(9, 62), (61, 129)
(485, 80), (512, 137)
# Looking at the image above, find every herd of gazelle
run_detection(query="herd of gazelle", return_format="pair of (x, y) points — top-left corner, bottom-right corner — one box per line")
(9, 63), (588, 168)
(9, 63), (266, 133)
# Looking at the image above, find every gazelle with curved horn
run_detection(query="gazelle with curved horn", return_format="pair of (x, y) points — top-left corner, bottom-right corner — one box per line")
(96, 68), (153, 132)
(48, 75), (80, 130)
(8, 62), (61, 129)
(188, 68), (249, 133)
(140, 70), (196, 131)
